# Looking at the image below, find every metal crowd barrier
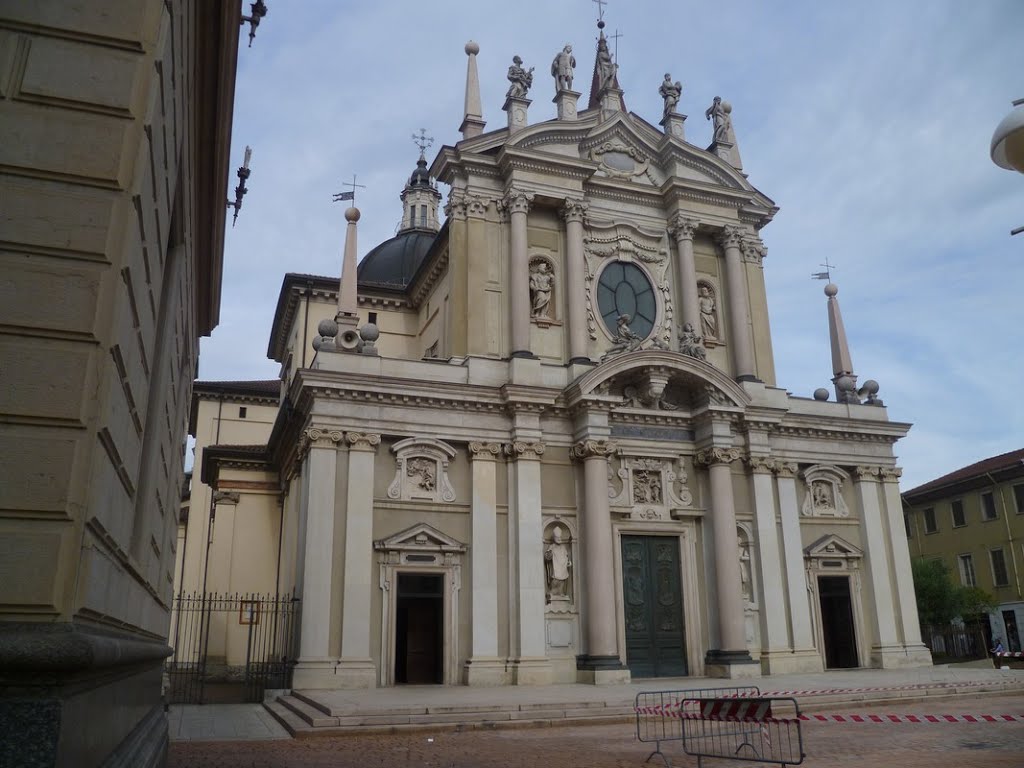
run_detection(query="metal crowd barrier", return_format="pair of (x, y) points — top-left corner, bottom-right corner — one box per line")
(635, 686), (760, 767)
(680, 696), (805, 767)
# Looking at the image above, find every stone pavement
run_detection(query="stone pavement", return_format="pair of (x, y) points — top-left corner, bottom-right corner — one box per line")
(168, 664), (1023, 742)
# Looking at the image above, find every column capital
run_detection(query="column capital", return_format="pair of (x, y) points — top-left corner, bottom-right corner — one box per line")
(212, 490), (241, 505)
(740, 236), (767, 265)
(560, 198), (589, 223)
(504, 439), (545, 460)
(879, 467), (903, 483)
(854, 465), (882, 481)
(468, 441), (503, 461)
(774, 461), (799, 478)
(346, 432), (381, 451)
(744, 454), (776, 475)
(502, 187), (534, 215)
(303, 426), (345, 448)
(443, 191), (468, 220)
(667, 214), (699, 241)
(716, 224), (743, 250)
(569, 438), (617, 460)
(465, 194), (491, 218)
(695, 446), (743, 467)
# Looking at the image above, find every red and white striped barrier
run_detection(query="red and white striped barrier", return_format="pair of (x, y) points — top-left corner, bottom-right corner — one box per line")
(994, 651), (1024, 658)
(667, 712), (1024, 725)
(761, 680), (1003, 697)
(701, 698), (773, 721)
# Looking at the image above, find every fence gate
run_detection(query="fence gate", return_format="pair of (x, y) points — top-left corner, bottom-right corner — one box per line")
(165, 592), (300, 704)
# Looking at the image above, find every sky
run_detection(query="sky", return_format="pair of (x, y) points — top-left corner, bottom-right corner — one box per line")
(202, 0), (1024, 490)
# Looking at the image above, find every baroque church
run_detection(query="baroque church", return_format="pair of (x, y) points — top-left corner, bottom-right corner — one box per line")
(178, 19), (930, 690)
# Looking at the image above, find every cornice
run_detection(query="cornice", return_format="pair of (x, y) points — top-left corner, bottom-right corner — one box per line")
(497, 145), (598, 183)
(409, 246), (450, 308)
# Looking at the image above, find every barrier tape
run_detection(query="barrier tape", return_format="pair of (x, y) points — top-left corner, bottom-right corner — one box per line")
(761, 680), (1003, 697)
(636, 709), (1024, 725)
(995, 651), (1024, 658)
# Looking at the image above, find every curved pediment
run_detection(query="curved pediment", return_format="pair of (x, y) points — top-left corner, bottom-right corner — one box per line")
(565, 349), (750, 411)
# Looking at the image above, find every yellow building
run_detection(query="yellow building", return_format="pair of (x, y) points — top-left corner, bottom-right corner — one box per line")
(0, 2), (240, 765)
(903, 448), (1024, 651)
(175, 18), (930, 705)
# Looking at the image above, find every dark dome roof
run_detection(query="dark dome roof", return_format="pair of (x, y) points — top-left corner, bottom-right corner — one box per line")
(408, 156), (431, 188)
(357, 229), (436, 289)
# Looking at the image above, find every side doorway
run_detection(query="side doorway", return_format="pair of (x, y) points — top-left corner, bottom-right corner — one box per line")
(818, 575), (858, 668)
(394, 573), (444, 684)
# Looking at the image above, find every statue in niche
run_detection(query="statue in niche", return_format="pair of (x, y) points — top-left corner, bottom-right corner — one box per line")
(698, 285), (718, 340)
(596, 35), (617, 91)
(544, 526), (572, 600)
(506, 55), (534, 98)
(603, 314), (643, 359)
(551, 44), (576, 91)
(678, 323), (706, 360)
(406, 458), (436, 491)
(813, 481), (833, 510)
(659, 73), (682, 118)
(529, 260), (554, 319)
(738, 536), (752, 603)
(705, 96), (732, 143)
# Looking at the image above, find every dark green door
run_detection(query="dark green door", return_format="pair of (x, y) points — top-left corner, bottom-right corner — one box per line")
(621, 535), (687, 677)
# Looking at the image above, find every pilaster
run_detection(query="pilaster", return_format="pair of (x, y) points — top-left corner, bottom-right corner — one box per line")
(774, 461), (818, 666)
(504, 188), (535, 358)
(717, 226), (756, 381)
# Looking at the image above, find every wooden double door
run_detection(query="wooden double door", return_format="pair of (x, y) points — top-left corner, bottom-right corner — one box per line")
(621, 535), (687, 677)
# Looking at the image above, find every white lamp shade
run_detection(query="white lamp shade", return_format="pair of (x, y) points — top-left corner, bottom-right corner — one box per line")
(991, 105), (1024, 172)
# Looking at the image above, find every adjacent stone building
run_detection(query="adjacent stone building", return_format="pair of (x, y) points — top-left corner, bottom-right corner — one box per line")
(180, 20), (930, 694)
(0, 2), (240, 765)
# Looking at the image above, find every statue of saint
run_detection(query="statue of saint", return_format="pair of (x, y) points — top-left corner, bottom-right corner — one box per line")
(596, 36), (617, 91)
(659, 73), (682, 117)
(529, 261), (553, 318)
(603, 314), (643, 358)
(551, 44), (576, 91)
(678, 322), (706, 360)
(545, 527), (571, 599)
(705, 96), (731, 143)
(698, 285), (718, 340)
(506, 55), (534, 98)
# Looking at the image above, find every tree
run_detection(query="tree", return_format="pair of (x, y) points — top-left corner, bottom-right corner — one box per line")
(911, 558), (995, 627)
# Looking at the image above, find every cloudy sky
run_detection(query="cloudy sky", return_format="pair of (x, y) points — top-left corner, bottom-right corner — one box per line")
(204, 0), (1024, 490)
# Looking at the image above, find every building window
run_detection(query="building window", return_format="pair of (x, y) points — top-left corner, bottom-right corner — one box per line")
(951, 499), (965, 527)
(238, 406), (247, 418)
(923, 507), (937, 534)
(368, 311), (378, 325)
(958, 554), (976, 587)
(991, 549), (1010, 587)
(981, 491), (998, 521)
(597, 261), (656, 341)
(1014, 483), (1024, 514)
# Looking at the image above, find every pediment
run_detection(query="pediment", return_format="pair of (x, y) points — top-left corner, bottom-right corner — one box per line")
(373, 523), (466, 554)
(804, 534), (862, 559)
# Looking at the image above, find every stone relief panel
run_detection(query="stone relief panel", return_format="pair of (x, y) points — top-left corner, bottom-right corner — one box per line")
(800, 464), (850, 518)
(543, 518), (576, 613)
(387, 437), (457, 503)
(609, 455), (694, 521)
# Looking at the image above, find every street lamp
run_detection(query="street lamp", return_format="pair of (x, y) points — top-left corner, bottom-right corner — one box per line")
(991, 98), (1024, 235)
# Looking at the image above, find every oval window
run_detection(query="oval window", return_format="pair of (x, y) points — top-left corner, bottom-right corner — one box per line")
(596, 262), (656, 340)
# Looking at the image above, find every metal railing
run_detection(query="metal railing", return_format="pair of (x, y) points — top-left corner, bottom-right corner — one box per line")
(680, 696), (804, 767)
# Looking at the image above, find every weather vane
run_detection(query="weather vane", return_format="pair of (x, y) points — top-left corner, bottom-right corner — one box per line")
(411, 128), (434, 159)
(332, 174), (366, 205)
(593, 0), (606, 22)
(811, 259), (836, 282)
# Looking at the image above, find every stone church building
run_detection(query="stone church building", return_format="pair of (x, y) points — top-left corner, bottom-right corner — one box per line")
(179, 21), (930, 691)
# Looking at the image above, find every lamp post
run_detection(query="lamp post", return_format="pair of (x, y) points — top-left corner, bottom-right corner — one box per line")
(990, 98), (1024, 236)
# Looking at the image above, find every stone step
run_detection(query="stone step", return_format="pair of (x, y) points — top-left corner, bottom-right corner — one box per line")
(278, 694), (340, 727)
(262, 699), (306, 736)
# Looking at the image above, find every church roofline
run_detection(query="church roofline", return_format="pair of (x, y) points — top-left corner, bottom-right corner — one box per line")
(189, 379), (280, 435)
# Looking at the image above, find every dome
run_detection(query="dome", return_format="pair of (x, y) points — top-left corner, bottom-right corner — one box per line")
(408, 156), (431, 188)
(357, 229), (436, 289)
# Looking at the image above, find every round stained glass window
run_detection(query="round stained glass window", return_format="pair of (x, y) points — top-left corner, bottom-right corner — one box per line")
(596, 261), (656, 340)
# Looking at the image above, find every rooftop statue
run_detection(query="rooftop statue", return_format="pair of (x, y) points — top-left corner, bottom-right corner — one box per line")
(506, 55), (534, 98)
(705, 95), (732, 143)
(596, 35), (617, 92)
(659, 73), (682, 118)
(551, 44), (576, 91)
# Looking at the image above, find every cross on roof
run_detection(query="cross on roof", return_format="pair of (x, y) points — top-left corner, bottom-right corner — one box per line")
(609, 28), (623, 60)
(593, 0), (607, 22)
(332, 173), (366, 205)
(411, 128), (434, 158)
(811, 259), (837, 281)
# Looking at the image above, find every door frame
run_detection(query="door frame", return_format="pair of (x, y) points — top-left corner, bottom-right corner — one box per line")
(612, 521), (704, 677)
(805, 534), (867, 669)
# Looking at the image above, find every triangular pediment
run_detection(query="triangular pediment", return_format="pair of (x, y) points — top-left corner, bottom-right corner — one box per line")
(804, 534), (862, 559)
(373, 522), (466, 553)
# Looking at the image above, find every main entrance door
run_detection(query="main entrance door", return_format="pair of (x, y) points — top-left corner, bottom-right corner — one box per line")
(818, 575), (858, 668)
(394, 573), (443, 684)
(620, 535), (687, 677)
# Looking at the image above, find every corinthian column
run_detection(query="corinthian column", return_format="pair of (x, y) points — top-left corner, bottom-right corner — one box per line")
(561, 199), (590, 363)
(717, 226), (756, 380)
(696, 446), (758, 677)
(668, 214), (700, 331)
(505, 188), (535, 357)
(569, 438), (628, 683)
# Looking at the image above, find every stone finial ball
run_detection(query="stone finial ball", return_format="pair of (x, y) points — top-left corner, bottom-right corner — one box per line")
(836, 375), (855, 392)
(861, 379), (880, 395)
(318, 318), (338, 337)
(824, 283), (838, 297)
(345, 207), (360, 222)
(465, 40), (479, 55)
(813, 388), (829, 401)
(722, 101), (732, 113)
(359, 322), (380, 343)
(311, 336), (323, 351)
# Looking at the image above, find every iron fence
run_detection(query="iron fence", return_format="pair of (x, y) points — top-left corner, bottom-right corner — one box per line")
(165, 591), (300, 704)
(923, 623), (988, 662)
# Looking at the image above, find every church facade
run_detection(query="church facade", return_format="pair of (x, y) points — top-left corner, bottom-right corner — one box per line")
(181, 23), (930, 690)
